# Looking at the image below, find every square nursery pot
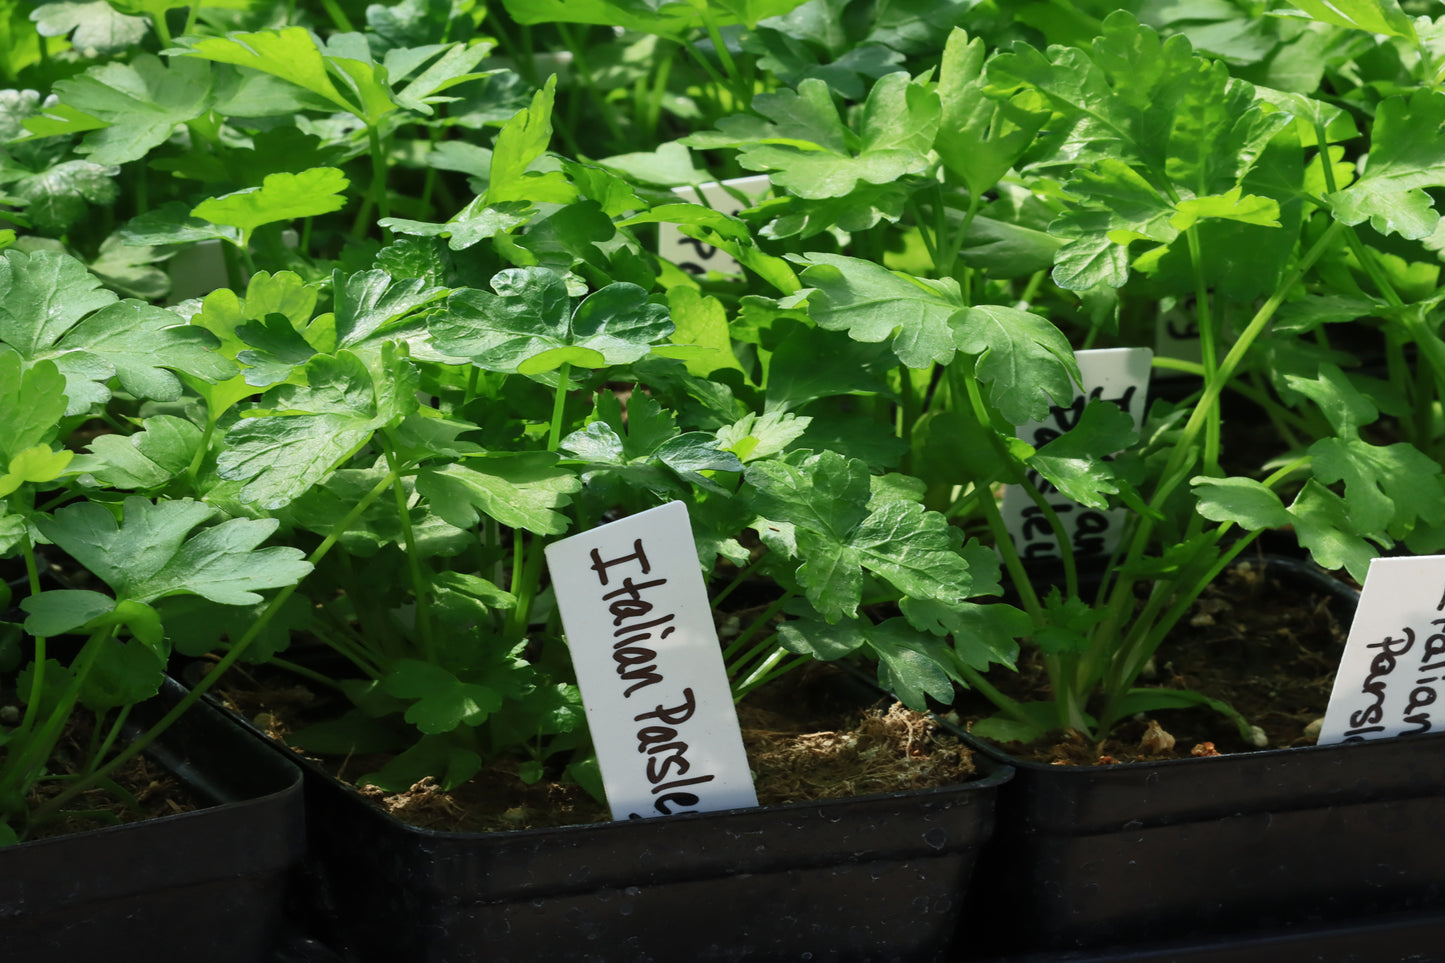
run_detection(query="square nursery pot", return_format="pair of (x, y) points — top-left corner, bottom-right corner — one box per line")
(281, 740), (1010, 963)
(954, 556), (1445, 959)
(982, 904), (1445, 963)
(0, 677), (307, 962)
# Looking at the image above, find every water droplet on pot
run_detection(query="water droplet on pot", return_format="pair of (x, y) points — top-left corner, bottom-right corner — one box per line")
(923, 827), (948, 850)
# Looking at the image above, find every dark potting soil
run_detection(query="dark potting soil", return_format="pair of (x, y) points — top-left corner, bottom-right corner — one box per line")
(954, 557), (1350, 766)
(213, 661), (977, 833)
(9, 709), (206, 841)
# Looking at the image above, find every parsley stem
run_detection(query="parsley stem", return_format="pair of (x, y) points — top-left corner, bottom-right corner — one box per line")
(186, 417), (217, 492)
(1092, 219), (1346, 695)
(678, 28), (734, 115)
(317, 0), (354, 33)
(556, 25), (626, 146)
(0, 623), (120, 814)
(27, 469), (401, 825)
(954, 662), (1035, 730)
(956, 374), (1042, 621)
(908, 197), (941, 273)
(12, 536), (46, 747)
(1184, 226), (1221, 477)
(642, 46), (673, 140)
(265, 655), (347, 691)
(1100, 529), (1264, 731)
(710, 554), (765, 610)
(547, 362), (571, 452)
(150, 9), (172, 47)
(731, 648), (804, 702)
(722, 590), (795, 667)
(1143, 220), (1344, 525)
(699, 12), (747, 109)
(310, 610), (385, 679)
(90, 705), (133, 774)
(505, 528), (547, 643)
(943, 190), (983, 292)
(368, 126), (392, 240)
(381, 431), (435, 662)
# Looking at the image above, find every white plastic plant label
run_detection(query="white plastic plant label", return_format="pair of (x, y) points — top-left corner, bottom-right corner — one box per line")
(657, 174), (771, 277)
(1318, 556), (1445, 745)
(1001, 346), (1152, 563)
(545, 500), (758, 820)
(1153, 300), (1202, 366)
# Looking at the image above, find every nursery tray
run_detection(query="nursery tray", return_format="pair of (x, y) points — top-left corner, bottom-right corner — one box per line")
(982, 905), (1445, 962)
(287, 745), (1009, 963)
(0, 678), (306, 963)
(954, 557), (1445, 956)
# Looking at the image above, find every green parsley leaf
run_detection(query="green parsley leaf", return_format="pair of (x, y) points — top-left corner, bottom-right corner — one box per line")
(415, 452), (580, 535)
(433, 267), (672, 375)
(1326, 92), (1445, 240)
(954, 304), (1080, 426)
(792, 253), (966, 368)
(746, 450), (973, 620)
(35, 496), (311, 605)
(39, 54), (212, 166)
(191, 167), (350, 251)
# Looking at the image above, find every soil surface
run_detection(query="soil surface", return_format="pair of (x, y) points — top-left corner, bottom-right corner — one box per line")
(953, 557), (1351, 766)
(213, 662), (976, 833)
(8, 710), (205, 841)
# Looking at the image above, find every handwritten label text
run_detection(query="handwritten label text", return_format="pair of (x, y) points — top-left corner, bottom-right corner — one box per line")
(546, 502), (758, 819)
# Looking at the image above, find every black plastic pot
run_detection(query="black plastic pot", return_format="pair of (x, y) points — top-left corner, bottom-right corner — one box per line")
(291, 748), (1008, 963)
(983, 906), (1445, 963)
(955, 557), (1445, 957)
(0, 677), (306, 962)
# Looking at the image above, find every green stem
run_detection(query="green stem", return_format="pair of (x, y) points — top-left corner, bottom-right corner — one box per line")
(312, 607), (387, 677)
(317, 0), (354, 32)
(722, 591), (795, 666)
(219, 241), (246, 291)
(556, 24), (626, 148)
(27, 469), (400, 825)
(547, 362), (572, 452)
(13, 536), (46, 747)
(699, 12), (747, 108)
(958, 373), (1076, 610)
(956, 662), (1037, 730)
(150, 8), (173, 47)
(181, 0), (200, 36)
(1130, 221), (1346, 546)
(642, 46), (673, 142)
(367, 126), (392, 240)
(941, 188), (984, 289)
(1087, 220), (1345, 717)
(504, 529), (548, 643)
(1099, 530), (1262, 731)
(90, 705), (132, 772)
(731, 648), (804, 702)
(710, 554), (764, 610)
(0, 623), (120, 806)
(908, 196), (941, 275)
(679, 28), (735, 112)
(1184, 226), (1221, 476)
(264, 655), (348, 691)
(186, 417), (217, 491)
(380, 431), (434, 662)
